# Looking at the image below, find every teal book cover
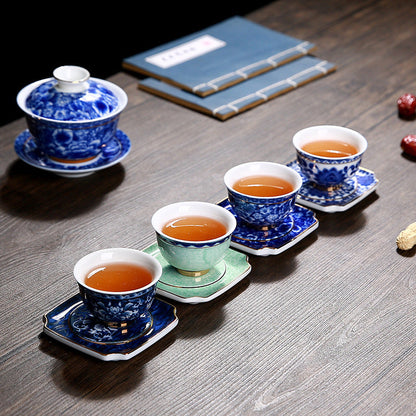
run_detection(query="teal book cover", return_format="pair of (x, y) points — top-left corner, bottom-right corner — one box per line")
(123, 16), (316, 97)
(138, 56), (336, 120)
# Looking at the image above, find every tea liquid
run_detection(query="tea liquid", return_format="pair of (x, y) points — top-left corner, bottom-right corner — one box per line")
(302, 140), (358, 158)
(85, 263), (153, 292)
(233, 175), (294, 197)
(162, 215), (227, 241)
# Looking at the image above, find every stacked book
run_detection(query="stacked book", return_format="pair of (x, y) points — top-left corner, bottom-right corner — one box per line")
(123, 16), (336, 121)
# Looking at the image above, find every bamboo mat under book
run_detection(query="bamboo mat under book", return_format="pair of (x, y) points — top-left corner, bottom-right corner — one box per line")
(138, 56), (336, 121)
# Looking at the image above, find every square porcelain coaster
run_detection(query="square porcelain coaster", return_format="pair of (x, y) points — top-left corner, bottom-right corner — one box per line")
(218, 199), (319, 256)
(144, 243), (251, 304)
(43, 295), (178, 361)
(287, 160), (379, 212)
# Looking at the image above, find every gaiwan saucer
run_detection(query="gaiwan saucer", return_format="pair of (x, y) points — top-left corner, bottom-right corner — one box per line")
(14, 129), (131, 178)
(287, 160), (379, 212)
(218, 199), (318, 256)
(144, 243), (251, 304)
(43, 294), (178, 361)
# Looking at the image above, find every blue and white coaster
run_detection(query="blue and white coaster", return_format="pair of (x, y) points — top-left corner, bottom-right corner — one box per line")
(287, 160), (379, 212)
(43, 295), (178, 361)
(218, 199), (318, 256)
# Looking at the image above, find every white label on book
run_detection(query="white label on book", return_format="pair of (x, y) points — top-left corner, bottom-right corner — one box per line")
(145, 35), (226, 69)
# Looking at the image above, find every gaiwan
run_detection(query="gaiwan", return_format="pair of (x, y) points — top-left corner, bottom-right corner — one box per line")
(17, 65), (128, 164)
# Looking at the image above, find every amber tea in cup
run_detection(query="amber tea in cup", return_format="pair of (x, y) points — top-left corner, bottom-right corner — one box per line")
(151, 201), (237, 276)
(85, 262), (153, 292)
(301, 139), (358, 158)
(74, 248), (162, 326)
(162, 215), (227, 241)
(224, 161), (302, 229)
(292, 125), (368, 189)
(232, 175), (294, 197)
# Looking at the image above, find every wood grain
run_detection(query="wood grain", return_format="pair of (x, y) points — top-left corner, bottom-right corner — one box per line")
(1, 1), (416, 415)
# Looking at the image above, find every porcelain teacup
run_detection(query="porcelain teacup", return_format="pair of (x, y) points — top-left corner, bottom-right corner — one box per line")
(151, 201), (237, 277)
(224, 161), (302, 230)
(73, 248), (162, 327)
(292, 125), (367, 190)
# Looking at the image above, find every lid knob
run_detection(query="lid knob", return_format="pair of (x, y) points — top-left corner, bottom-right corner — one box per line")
(53, 65), (90, 93)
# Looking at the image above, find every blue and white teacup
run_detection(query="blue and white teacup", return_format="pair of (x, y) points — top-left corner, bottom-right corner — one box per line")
(224, 161), (302, 230)
(74, 248), (162, 327)
(151, 201), (237, 277)
(292, 125), (367, 190)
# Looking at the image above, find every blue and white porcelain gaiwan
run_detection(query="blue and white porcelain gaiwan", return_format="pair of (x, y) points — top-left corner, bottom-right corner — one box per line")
(17, 65), (128, 163)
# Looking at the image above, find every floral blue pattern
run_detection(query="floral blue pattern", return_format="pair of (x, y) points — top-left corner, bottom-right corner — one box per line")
(25, 114), (120, 161)
(70, 302), (153, 344)
(14, 129), (131, 177)
(288, 160), (379, 212)
(218, 199), (318, 255)
(26, 79), (119, 121)
(227, 187), (297, 228)
(43, 295), (178, 360)
(78, 283), (157, 325)
(17, 74), (127, 162)
(296, 151), (362, 187)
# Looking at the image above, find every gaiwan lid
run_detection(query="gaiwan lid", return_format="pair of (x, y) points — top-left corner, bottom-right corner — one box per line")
(24, 66), (119, 121)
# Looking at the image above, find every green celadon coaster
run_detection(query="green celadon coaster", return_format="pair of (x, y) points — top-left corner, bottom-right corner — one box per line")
(144, 243), (251, 304)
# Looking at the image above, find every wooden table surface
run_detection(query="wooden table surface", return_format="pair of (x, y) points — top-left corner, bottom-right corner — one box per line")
(1, 0), (416, 414)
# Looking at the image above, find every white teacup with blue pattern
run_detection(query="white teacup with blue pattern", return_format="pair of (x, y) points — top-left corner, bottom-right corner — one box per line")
(74, 248), (162, 327)
(293, 125), (367, 190)
(224, 161), (302, 230)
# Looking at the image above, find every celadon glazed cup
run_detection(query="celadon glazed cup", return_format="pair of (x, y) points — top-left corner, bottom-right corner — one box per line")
(224, 161), (302, 229)
(151, 201), (237, 277)
(292, 125), (367, 190)
(73, 248), (162, 327)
